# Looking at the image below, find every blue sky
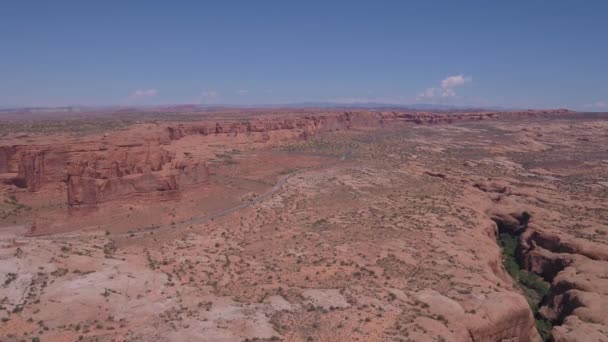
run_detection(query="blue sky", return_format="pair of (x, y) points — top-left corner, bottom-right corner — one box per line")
(1, 1), (607, 110)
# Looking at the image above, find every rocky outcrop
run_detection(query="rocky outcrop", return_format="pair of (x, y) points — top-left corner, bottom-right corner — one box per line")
(465, 292), (540, 342)
(65, 146), (172, 180)
(67, 172), (179, 205)
(1, 146), (71, 191)
(175, 160), (209, 187)
(66, 147), (208, 206)
(0, 146), (17, 174)
(17, 150), (45, 191)
(161, 110), (571, 142)
(0, 109), (574, 207)
(0, 142), (209, 206)
(161, 112), (377, 142)
(3, 144), (82, 191)
(492, 211), (608, 341)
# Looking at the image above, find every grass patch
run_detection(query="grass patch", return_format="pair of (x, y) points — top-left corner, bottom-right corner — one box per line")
(498, 233), (553, 341)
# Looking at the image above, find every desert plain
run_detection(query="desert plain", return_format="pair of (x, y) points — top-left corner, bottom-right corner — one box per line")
(0, 108), (607, 342)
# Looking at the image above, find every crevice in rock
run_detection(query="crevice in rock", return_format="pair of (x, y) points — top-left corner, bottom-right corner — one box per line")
(493, 210), (608, 341)
(7, 175), (27, 188)
(492, 211), (530, 235)
(493, 212), (554, 341)
(540, 284), (585, 325)
(520, 232), (573, 283)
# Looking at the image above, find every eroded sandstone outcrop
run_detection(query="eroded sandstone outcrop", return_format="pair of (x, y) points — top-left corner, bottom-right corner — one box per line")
(65, 146), (208, 206)
(490, 211), (608, 341)
(0, 145), (17, 174)
(0, 142), (208, 206)
(465, 291), (540, 342)
(0, 109), (573, 208)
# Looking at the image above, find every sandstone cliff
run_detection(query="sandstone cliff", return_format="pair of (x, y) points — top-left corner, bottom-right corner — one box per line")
(0, 109), (572, 207)
(65, 146), (208, 205)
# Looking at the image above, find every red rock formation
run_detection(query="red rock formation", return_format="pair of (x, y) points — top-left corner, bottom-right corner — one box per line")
(0, 109), (575, 207)
(491, 211), (608, 340)
(0, 146), (17, 174)
(0, 142), (209, 206)
(161, 110), (573, 142)
(17, 150), (45, 191)
(65, 146), (209, 206)
(465, 292), (540, 341)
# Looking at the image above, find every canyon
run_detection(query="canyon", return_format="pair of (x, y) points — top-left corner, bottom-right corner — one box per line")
(1, 109), (569, 207)
(0, 109), (606, 341)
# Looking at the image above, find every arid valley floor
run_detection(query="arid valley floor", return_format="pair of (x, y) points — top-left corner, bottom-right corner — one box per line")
(1, 109), (607, 342)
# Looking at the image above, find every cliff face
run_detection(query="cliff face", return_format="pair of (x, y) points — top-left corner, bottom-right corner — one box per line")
(161, 111), (378, 142)
(0, 110), (572, 207)
(160, 110), (569, 142)
(64, 146), (209, 206)
(491, 211), (608, 341)
(67, 156), (209, 205)
(520, 227), (608, 341)
(8, 147), (70, 191)
(1, 143), (208, 206)
(0, 146), (17, 174)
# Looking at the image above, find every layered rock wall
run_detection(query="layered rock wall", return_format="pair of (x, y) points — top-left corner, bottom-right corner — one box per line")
(160, 110), (569, 142)
(0, 110), (572, 207)
(1, 143), (209, 206)
(64, 146), (209, 206)
(0, 146), (18, 174)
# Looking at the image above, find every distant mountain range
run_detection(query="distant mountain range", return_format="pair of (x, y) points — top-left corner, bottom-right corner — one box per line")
(278, 102), (522, 111)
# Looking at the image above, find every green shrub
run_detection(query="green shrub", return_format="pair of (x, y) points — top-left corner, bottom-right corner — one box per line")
(498, 233), (553, 341)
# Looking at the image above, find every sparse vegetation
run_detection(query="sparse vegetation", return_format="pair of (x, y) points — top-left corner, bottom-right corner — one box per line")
(1, 111), (606, 341)
(498, 233), (552, 341)
(214, 151), (238, 165)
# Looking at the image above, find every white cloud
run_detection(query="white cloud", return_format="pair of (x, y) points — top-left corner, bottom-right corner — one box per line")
(441, 75), (471, 89)
(129, 89), (157, 99)
(417, 74), (472, 101)
(593, 101), (606, 108)
(236, 89), (249, 95)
